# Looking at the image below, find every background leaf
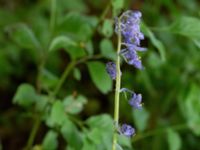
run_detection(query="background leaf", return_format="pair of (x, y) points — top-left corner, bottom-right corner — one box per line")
(13, 83), (39, 108)
(42, 130), (58, 150)
(167, 128), (182, 150)
(5, 24), (41, 50)
(87, 61), (112, 94)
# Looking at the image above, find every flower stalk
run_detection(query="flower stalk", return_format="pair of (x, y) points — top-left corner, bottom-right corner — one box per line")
(112, 18), (122, 150)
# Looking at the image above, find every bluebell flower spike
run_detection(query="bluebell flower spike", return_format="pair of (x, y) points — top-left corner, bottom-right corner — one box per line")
(115, 10), (147, 69)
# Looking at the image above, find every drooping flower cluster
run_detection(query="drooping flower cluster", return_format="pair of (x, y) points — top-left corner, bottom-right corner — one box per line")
(106, 10), (146, 138)
(116, 10), (146, 69)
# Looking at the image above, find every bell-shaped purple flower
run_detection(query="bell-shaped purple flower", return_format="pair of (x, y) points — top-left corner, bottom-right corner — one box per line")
(120, 124), (135, 137)
(129, 93), (142, 109)
(115, 10), (146, 69)
(106, 62), (117, 80)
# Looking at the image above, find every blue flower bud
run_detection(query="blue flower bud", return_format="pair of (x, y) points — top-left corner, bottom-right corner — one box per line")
(106, 62), (117, 80)
(120, 124), (135, 137)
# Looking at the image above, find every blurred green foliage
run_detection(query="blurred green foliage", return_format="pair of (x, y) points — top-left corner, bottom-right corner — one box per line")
(0, 0), (200, 150)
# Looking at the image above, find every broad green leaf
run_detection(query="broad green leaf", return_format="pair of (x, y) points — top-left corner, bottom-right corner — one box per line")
(116, 143), (123, 150)
(42, 130), (58, 150)
(58, 12), (95, 41)
(49, 35), (86, 60)
(46, 101), (66, 127)
(169, 16), (200, 40)
(85, 114), (113, 150)
(132, 108), (150, 132)
(141, 22), (166, 62)
(181, 84), (200, 135)
(73, 68), (81, 81)
(35, 95), (49, 112)
(82, 138), (96, 150)
(100, 39), (117, 61)
(61, 117), (83, 149)
(49, 36), (77, 52)
(87, 61), (112, 94)
(118, 135), (132, 149)
(112, 0), (124, 16)
(63, 95), (87, 114)
(5, 23), (41, 50)
(101, 19), (113, 38)
(167, 128), (182, 150)
(13, 83), (39, 107)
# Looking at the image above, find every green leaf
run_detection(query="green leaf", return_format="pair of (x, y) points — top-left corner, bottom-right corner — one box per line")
(167, 128), (182, 150)
(61, 117), (83, 149)
(85, 114), (113, 130)
(118, 135), (132, 149)
(41, 69), (59, 90)
(82, 138), (96, 150)
(112, 0), (124, 16)
(87, 61), (112, 94)
(85, 114), (113, 150)
(132, 108), (150, 132)
(58, 12), (95, 41)
(141, 22), (166, 62)
(42, 130), (58, 150)
(49, 36), (77, 52)
(13, 83), (39, 107)
(49, 36), (86, 60)
(100, 39), (117, 61)
(73, 68), (81, 81)
(116, 143), (123, 150)
(101, 19), (113, 38)
(5, 23), (41, 50)
(46, 101), (66, 127)
(169, 16), (200, 40)
(181, 84), (200, 135)
(63, 95), (87, 114)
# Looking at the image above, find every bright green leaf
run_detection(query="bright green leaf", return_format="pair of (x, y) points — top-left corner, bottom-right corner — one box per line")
(63, 95), (87, 114)
(85, 114), (113, 130)
(49, 36), (76, 52)
(42, 130), (58, 150)
(167, 128), (182, 150)
(87, 61), (112, 94)
(100, 39), (116, 61)
(112, 0), (124, 16)
(101, 19), (113, 38)
(61, 117), (83, 149)
(13, 83), (38, 108)
(132, 108), (150, 132)
(181, 84), (200, 135)
(46, 101), (66, 127)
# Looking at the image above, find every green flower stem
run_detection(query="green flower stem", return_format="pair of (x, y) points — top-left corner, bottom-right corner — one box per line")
(52, 61), (76, 98)
(50, 0), (57, 37)
(112, 18), (122, 150)
(25, 116), (41, 150)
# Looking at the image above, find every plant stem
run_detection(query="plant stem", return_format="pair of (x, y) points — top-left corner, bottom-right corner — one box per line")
(112, 18), (122, 150)
(25, 116), (41, 150)
(52, 61), (76, 98)
(50, 0), (57, 37)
